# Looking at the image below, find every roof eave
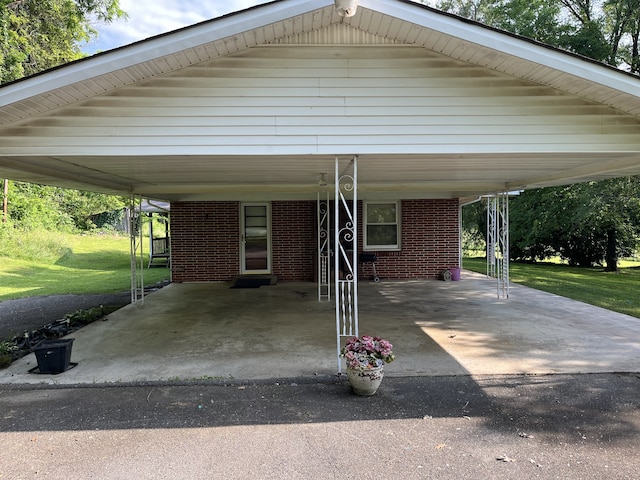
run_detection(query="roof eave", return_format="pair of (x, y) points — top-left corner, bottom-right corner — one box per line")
(0, 0), (332, 105)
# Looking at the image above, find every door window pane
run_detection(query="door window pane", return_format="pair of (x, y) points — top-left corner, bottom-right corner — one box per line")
(243, 205), (269, 271)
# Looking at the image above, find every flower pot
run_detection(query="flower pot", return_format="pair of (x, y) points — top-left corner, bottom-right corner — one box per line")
(34, 338), (74, 374)
(346, 365), (384, 396)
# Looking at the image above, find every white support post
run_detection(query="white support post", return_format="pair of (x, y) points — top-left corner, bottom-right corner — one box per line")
(129, 195), (145, 304)
(335, 156), (358, 373)
(486, 193), (510, 299)
(498, 192), (510, 299)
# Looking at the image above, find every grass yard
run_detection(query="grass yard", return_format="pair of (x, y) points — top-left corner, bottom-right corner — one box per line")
(0, 233), (170, 301)
(463, 257), (640, 319)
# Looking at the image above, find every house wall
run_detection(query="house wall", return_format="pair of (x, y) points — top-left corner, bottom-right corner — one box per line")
(359, 199), (460, 280)
(170, 199), (459, 282)
(272, 201), (316, 281)
(170, 201), (240, 282)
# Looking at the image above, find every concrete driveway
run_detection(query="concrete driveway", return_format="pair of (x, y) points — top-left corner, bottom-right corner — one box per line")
(1, 271), (639, 385)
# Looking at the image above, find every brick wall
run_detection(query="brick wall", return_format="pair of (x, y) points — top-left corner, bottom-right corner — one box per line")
(170, 201), (239, 282)
(359, 199), (460, 280)
(170, 199), (459, 282)
(271, 201), (316, 281)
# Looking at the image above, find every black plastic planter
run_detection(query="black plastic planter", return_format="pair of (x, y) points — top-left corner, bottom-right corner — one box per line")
(34, 338), (74, 374)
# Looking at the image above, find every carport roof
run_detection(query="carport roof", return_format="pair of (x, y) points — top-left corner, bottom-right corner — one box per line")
(1, 0), (640, 202)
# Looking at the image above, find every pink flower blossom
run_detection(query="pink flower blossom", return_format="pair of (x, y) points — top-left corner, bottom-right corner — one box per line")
(340, 335), (395, 370)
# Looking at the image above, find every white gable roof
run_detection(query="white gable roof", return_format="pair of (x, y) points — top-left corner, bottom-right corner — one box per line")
(1, 0), (639, 202)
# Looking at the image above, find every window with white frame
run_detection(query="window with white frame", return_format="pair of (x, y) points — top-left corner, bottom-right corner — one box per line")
(364, 201), (401, 251)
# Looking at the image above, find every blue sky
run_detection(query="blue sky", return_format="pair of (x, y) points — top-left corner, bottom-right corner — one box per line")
(82, 0), (434, 54)
(82, 0), (272, 54)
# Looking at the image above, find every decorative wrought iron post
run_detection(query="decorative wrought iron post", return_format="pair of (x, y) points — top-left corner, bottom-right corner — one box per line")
(129, 195), (145, 304)
(487, 193), (510, 298)
(486, 196), (497, 279)
(335, 156), (358, 373)
(317, 188), (331, 301)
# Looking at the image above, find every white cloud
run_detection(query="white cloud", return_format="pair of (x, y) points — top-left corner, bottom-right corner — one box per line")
(83, 0), (271, 54)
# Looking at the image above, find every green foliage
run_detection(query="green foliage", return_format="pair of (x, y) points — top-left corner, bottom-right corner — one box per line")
(487, 0), (568, 45)
(461, 178), (640, 271)
(0, 226), (71, 262)
(558, 19), (610, 60)
(436, 0), (640, 73)
(0, 0), (127, 83)
(508, 179), (640, 269)
(2, 180), (126, 232)
(65, 305), (107, 327)
(461, 201), (487, 254)
(0, 339), (17, 355)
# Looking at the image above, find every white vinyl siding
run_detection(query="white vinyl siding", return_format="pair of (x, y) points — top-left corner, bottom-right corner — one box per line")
(364, 201), (400, 251)
(2, 43), (640, 159)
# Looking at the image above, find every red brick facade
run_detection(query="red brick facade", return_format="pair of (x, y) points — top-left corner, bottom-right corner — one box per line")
(170, 199), (459, 282)
(170, 201), (240, 282)
(360, 199), (460, 280)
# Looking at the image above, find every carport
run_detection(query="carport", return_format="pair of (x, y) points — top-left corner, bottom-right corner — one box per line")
(2, 272), (639, 385)
(2, 0), (640, 376)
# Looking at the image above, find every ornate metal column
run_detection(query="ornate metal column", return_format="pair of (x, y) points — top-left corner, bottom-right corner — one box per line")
(129, 194), (145, 304)
(486, 193), (509, 299)
(335, 156), (358, 373)
(317, 185), (331, 302)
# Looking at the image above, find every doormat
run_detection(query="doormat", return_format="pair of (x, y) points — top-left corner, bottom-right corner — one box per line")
(230, 275), (278, 289)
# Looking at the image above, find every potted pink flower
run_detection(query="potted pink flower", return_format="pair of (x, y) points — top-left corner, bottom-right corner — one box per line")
(341, 335), (395, 395)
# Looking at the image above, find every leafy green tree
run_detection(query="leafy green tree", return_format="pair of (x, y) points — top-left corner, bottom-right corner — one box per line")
(1, 0), (126, 83)
(436, 0), (640, 73)
(4, 181), (126, 231)
(1, 1), (127, 232)
(461, 200), (488, 254)
(603, 0), (640, 72)
(509, 180), (640, 270)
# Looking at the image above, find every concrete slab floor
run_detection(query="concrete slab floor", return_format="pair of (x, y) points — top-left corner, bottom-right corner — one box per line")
(1, 271), (639, 385)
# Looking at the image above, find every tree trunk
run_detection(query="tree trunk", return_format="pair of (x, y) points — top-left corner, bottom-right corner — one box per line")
(604, 228), (618, 272)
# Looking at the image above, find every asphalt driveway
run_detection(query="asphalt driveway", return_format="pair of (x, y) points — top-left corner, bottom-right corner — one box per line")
(1, 373), (639, 479)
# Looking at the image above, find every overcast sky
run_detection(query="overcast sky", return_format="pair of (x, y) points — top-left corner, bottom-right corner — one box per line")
(82, 0), (272, 54)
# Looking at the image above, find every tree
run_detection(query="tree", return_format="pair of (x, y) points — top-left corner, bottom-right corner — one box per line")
(0, 1), (127, 231)
(4, 181), (126, 231)
(436, 0), (640, 73)
(603, 0), (640, 72)
(508, 180), (640, 270)
(1, 0), (126, 83)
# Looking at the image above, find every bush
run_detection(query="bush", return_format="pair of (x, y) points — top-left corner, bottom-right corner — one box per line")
(0, 227), (71, 263)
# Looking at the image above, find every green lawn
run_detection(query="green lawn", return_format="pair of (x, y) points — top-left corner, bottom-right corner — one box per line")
(463, 257), (640, 319)
(0, 233), (170, 301)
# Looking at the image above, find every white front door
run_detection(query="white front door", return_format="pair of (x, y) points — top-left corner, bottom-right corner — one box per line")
(240, 203), (271, 274)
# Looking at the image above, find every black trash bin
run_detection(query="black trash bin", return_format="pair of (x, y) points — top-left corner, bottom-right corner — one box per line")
(34, 338), (74, 374)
